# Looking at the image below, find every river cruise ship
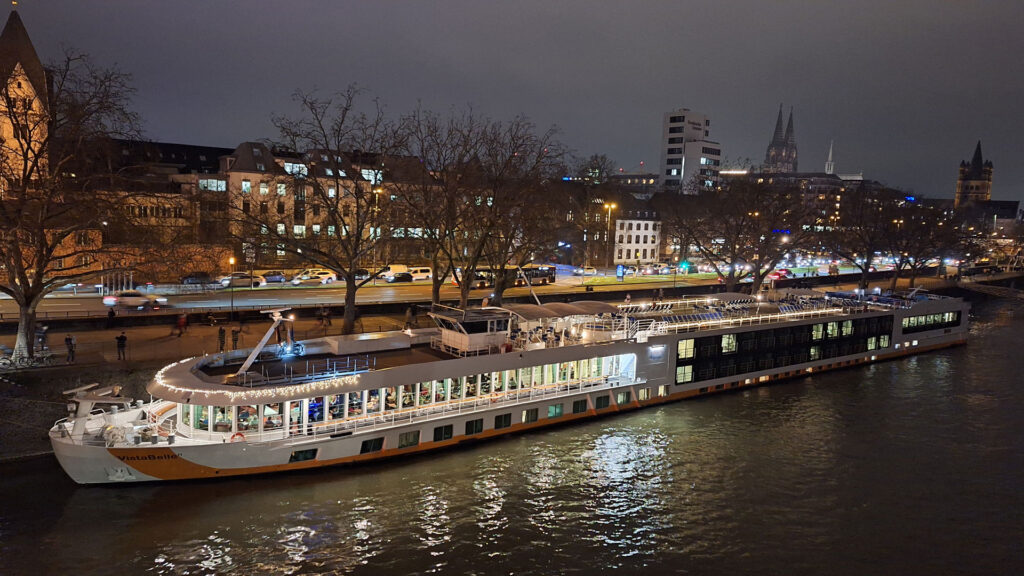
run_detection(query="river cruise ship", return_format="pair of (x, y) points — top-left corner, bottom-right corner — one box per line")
(50, 289), (969, 484)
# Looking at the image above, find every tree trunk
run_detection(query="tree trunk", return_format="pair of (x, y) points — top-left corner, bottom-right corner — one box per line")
(491, 269), (509, 306)
(13, 303), (38, 360)
(859, 267), (870, 290)
(341, 279), (358, 335)
(889, 266), (901, 291)
(429, 254), (443, 304)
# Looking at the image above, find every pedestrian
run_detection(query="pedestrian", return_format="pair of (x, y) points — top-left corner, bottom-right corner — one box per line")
(173, 314), (186, 337)
(37, 324), (48, 351)
(106, 307), (116, 329)
(206, 312), (216, 326)
(115, 332), (127, 360)
(324, 307), (332, 326)
(64, 334), (76, 363)
(404, 306), (414, 329)
(275, 323), (283, 344)
(231, 326), (241, 350)
(624, 293), (631, 304)
(217, 326), (226, 352)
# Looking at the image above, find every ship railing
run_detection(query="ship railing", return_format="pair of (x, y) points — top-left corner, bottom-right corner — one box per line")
(274, 375), (646, 443)
(658, 306), (852, 335)
(237, 355), (373, 387)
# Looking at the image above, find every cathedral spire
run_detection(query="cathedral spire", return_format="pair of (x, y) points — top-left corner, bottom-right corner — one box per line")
(825, 140), (834, 174)
(784, 107), (795, 146)
(771, 104), (784, 145)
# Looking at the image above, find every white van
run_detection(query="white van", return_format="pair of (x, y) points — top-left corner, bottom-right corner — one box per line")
(378, 264), (409, 279)
(409, 267), (432, 281)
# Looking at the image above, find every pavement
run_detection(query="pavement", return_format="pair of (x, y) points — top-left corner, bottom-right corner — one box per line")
(0, 312), (420, 369)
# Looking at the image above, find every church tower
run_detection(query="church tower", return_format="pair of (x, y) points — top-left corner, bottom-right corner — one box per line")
(954, 141), (993, 208)
(763, 106), (798, 173)
(0, 9), (49, 174)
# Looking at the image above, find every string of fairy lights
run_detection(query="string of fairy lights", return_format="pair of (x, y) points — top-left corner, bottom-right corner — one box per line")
(153, 358), (362, 404)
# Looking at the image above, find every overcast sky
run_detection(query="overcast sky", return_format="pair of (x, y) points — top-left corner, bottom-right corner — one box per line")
(18, 1), (1024, 202)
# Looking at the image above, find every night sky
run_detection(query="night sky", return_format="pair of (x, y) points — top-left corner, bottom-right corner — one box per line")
(19, 1), (1024, 202)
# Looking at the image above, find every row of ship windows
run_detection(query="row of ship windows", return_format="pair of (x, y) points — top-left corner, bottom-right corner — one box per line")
(901, 312), (960, 334)
(676, 335), (892, 384)
(181, 356), (628, 434)
(676, 320), (894, 360)
(346, 388), (670, 458)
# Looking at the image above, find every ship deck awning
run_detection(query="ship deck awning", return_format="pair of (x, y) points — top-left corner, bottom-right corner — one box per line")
(501, 301), (619, 321)
(712, 292), (756, 303)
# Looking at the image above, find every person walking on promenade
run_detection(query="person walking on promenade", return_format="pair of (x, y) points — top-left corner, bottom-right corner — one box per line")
(106, 308), (116, 329)
(231, 326), (241, 350)
(64, 334), (76, 364)
(173, 314), (187, 337)
(37, 324), (49, 351)
(624, 293), (632, 304)
(115, 332), (128, 360)
(217, 326), (226, 352)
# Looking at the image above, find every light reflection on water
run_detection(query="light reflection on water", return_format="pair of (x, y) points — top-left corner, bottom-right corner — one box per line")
(2, 299), (1022, 575)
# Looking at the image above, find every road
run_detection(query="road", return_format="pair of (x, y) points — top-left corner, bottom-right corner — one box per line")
(0, 274), (708, 321)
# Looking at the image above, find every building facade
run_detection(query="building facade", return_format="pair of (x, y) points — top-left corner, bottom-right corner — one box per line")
(659, 108), (721, 192)
(613, 216), (662, 265)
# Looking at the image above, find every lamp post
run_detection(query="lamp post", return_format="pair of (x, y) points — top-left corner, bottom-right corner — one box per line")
(604, 202), (616, 270)
(228, 256), (236, 322)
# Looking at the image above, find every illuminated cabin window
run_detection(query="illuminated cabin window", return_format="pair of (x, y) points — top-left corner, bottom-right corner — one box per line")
(721, 334), (737, 354)
(677, 338), (695, 359)
(676, 365), (693, 384)
(398, 431), (419, 449)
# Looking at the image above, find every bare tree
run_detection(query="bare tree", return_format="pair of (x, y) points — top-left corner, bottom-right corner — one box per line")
(0, 51), (139, 359)
(233, 86), (403, 334)
(393, 107), (485, 304)
(821, 187), (904, 290)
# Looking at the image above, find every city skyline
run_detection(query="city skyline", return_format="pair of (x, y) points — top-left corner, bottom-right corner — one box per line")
(17, 0), (1024, 201)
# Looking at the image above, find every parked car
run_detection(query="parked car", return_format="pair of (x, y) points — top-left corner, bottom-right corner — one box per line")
(291, 269), (336, 285)
(408, 266), (432, 281)
(624, 266), (638, 276)
(378, 264), (409, 280)
(353, 268), (370, 280)
(180, 272), (213, 285)
(102, 290), (169, 310)
(386, 272), (414, 283)
(573, 266), (598, 276)
(261, 270), (288, 283)
(218, 273), (267, 288)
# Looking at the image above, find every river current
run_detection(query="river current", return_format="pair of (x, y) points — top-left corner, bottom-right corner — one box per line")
(1, 298), (1022, 575)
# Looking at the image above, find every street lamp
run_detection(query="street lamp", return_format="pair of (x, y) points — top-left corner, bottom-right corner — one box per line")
(604, 202), (616, 269)
(228, 256), (236, 322)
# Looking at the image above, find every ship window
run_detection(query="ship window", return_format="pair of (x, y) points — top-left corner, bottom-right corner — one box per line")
(842, 320), (853, 336)
(616, 391), (631, 405)
(572, 399), (588, 414)
(288, 448), (318, 463)
(867, 337), (877, 351)
(595, 395), (610, 409)
(676, 365), (693, 383)
(263, 403), (282, 430)
(522, 408), (538, 423)
(193, 405), (209, 431)
(880, 335), (891, 348)
(236, 405), (257, 432)
(465, 418), (483, 435)
(826, 322), (839, 338)
(212, 407), (233, 433)
(398, 430), (420, 448)
(182, 404), (191, 426)
(308, 396), (325, 423)
(329, 395), (345, 419)
(433, 424), (453, 442)
(360, 437), (384, 453)
(638, 388), (651, 401)
(721, 334), (737, 354)
(812, 324), (824, 341)
(810, 345), (822, 360)
(677, 338), (694, 359)
(547, 404), (563, 418)
(659, 385), (669, 397)
(495, 413), (512, 429)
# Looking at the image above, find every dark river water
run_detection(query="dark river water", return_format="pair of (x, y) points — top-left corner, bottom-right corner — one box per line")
(2, 298), (1022, 575)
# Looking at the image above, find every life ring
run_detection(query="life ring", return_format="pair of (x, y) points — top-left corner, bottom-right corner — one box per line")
(230, 432), (246, 443)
